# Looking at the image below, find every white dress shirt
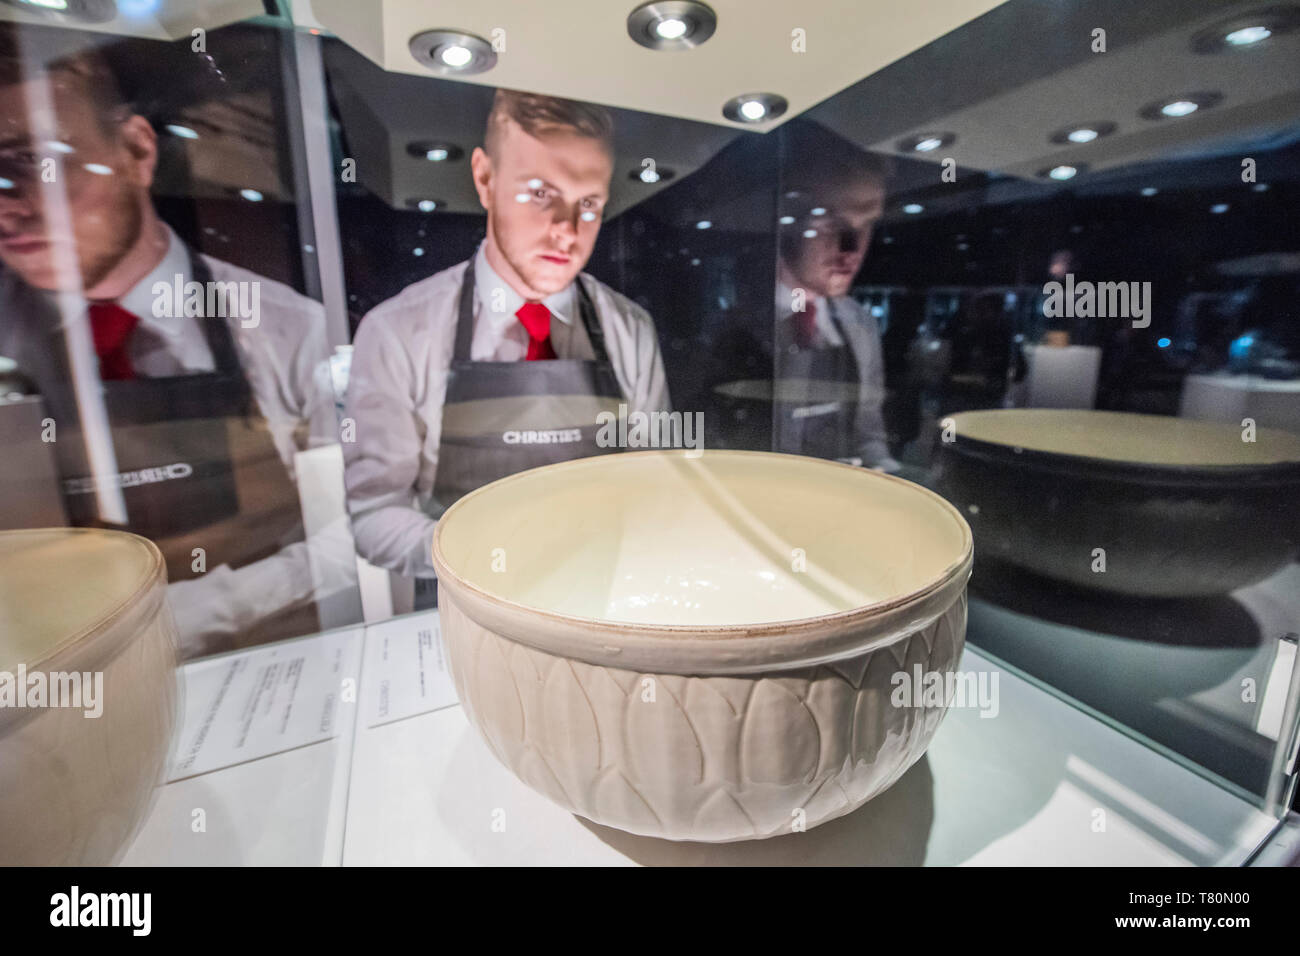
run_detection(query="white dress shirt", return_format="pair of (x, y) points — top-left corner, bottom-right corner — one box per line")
(470, 248), (578, 360)
(116, 227), (217, 376)
(775, 281), (844, 349)
(773, 281), (897, 470)
(344, 243), (672, 578)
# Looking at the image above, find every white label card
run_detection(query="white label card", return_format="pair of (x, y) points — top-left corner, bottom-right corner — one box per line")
(362, 611), (458, 728)
(169, 628), (360, 781)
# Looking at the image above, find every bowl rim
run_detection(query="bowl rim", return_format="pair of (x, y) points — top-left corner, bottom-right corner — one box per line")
(0, 528), (168, 674)
(431, 450), (973, 673)
(941, 408), (1300, 484)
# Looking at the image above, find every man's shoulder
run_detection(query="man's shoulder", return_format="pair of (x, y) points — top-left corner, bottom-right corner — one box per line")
(579, 271), (656, 332)
(359, 260), (470, 337)
(202, 254), (327, 351)
(205, 254), (325, 314)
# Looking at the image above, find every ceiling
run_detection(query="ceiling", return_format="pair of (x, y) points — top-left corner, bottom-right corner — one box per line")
(324, 38), (744, 218)
(296, 0), (1009, 131)
(805, 0), (1300, 216)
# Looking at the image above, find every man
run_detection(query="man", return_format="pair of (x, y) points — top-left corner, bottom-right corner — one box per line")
(773, 119), (898, 471)
(0, 27), (350, 656)
(344, 90), (670, 591)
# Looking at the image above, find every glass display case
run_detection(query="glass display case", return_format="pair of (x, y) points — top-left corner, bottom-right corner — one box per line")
(1, 0), (1298, 874)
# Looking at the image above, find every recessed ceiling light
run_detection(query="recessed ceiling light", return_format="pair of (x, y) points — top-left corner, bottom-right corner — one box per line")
(165, 124), (199, 140)
(1253, 182), (1270, 192)
(1049, 122), (1116, 145)
(696, 220), (712, 229)
(0, 177), (14, 189)
(810, 207), (826, 216)
(778, 215), (795, 224)
(630, 166), (674, 184)
(1227, 25), (1272, 44)
(413, 247), (425, 256)
(406, 198), (447, 213)
(239, 188), (263, 202)
(1140, 92), (1223, 120)
(722, 92), (787, 124)
(627, 1), (717, 51)
(440, 46), (471, 68)
(1192, 7), (1300, 53)
(1040, 164), (1084, 181)
(1, 0), (116, 23)
(656, 18), (687, 39)
(1140, 187), (1159, 196)
(802, 229), (817, 238)
(897, 132), (956, 153)
(406, 142), (464, 162)
(46, 140), (74, 153)
(82, 163), (112, 175)
(409, 30), (498, 75)
(1210, 203), (1230, 214)
(902, 203), (923, 214)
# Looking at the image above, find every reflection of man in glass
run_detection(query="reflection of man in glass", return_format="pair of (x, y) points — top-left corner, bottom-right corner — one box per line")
(774, 120), (897, 471)
(0, 28), (346, 657)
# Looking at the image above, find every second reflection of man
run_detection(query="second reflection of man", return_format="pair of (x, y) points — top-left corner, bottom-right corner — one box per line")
(774, 120), (898, 472)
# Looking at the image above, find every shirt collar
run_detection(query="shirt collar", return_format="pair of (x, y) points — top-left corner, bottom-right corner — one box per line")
(116, 224), (190, 326)
(474, 242), (576, 325)
(775, 279), (829, 320)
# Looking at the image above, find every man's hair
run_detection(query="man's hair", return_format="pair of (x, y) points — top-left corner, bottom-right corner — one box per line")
(779, 118), (893, 194)
(483, 88), (615, 158)
(0, 22), (130, 134)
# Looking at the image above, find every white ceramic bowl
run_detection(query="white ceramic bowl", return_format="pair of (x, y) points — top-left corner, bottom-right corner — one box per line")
(0, 529), (178, 864)
(433, 450), (972, 842)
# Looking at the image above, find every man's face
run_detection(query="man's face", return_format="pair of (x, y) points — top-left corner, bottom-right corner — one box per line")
(471, 117), (611, 299)
(0, 70), (152, 291)
(781, 177), (885, 298)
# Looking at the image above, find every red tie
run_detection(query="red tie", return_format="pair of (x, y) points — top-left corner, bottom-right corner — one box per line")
(515, 302), (557, 361)
(88, 302), (139, 380)
(795, 300), (818, 349)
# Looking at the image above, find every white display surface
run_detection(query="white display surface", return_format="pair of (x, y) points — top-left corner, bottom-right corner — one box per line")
(126, 612), (1280, 866)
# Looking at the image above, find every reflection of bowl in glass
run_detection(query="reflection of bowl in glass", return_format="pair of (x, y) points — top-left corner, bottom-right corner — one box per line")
(932, 410), (1300, 597)
(432, 450), (972, 842)
(0, 529), (178, 864)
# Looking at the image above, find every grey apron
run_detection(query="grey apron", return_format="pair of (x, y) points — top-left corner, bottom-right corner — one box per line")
(774, 300), (862, 460)
(1, 247), (304, 589)
(415, 265), (625, 608)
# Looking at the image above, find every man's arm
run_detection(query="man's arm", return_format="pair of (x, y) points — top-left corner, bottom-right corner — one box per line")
(844, 301), (899, 470)
(342, 308), (439, 577)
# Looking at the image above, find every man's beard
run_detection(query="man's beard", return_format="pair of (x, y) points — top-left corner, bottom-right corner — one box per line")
(76, 195), (144, 292)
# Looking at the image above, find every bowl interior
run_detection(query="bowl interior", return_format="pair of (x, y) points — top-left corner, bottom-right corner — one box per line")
(0, 529), (158, 671)
(436, 450), (970, 627)
(948, 409), (1300, 467)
